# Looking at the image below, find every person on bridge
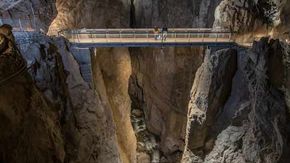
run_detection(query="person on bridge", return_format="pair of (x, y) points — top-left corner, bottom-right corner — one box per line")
(154, 26), (161, 40)
(161, 27), (168, 41)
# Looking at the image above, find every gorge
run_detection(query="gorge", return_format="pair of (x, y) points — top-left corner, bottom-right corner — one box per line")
(1, 0), (290, 163)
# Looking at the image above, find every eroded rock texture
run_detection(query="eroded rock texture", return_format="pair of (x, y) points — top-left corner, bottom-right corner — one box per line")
(130, 1), (223, 161)
(50, 1), (137, 162)
(134, 0), (221, 28)
(0, 0), (57, 32)
(0, 25), (65, 163)
(214, 0), (290, 41)
(129, 47), (204, 162)
(182, 38), (290, 163)
(19, 34), (120, 163)
(91, 48), (136, 163)
(48, 0), (130, 34)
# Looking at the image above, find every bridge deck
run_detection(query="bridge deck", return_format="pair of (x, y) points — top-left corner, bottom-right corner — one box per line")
(59, 28), (235, 47)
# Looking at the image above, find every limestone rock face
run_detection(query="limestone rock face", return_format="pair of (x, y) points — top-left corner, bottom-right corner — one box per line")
(129, 47), (204, 162)
(182, 48), (237, 162)
(50, 1), (137, 162)
(134, 0), (221, 28)
(0, 25), (65, 163)
(0, 0), (57, 32)
(213, 0), (290, 39)
(182, 38), (290, 162)
(130, 1), (222, 161)
(48, 0), (130, 34)
(19, 34), (121, 163)
(91, 48), (136, 163)
(0, 0), (24, 11)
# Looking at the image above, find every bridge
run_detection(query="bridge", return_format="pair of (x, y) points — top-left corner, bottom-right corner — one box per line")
(0, 18), (236, 47)
(59, 28), (236, 48)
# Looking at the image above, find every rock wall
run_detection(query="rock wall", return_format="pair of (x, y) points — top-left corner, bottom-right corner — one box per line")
(0, 0), (57, 32)
(48, 0), (231, 162)
(0, 25), (65, 163)
(133, 0), (221, 28)
(213, 0), (290, 41)
(129, 1), (222, 161)
(91, 48), (136, 163)
(182, 38), (290, 162)
(49, 1), (137, 162)
(129, 47), (204, 162)
(19, 34), (121, 163)
(48, 0), (130, 34)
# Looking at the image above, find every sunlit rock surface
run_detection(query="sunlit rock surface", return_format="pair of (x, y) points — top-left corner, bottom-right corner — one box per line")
(214, 0), (290, 41)
(49, 1), (137, 162)
(48, 0), (130, 34)
(1, 0), (290, 163)
(91, 48), (137, 163)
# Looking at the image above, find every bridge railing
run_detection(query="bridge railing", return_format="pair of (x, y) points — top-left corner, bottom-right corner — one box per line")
(59, 28), (233, 44)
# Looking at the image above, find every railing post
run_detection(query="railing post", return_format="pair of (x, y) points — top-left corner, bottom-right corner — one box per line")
(147, 30), (149, 42)
(215, 33), (218, 42)
(77, 33), (80, 43)
(18, 19), (23, 31)
(174, 30), (177, 42)
(106, 29), (108, 43)
(133, 29), (136, 42)
(120, 29), (123, 43)
(91, 31), (93, 43)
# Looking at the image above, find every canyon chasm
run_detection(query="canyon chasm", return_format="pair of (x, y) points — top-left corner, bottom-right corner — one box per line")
(1, 0), (290, 163)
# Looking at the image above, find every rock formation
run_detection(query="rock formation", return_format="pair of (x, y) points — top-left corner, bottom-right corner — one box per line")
(1, 0), (290, 163)
(0, 24), (65, 163)
(0, 0), (57, 32)
(19, 34), (121, 163)
(182, 38), (290, 163)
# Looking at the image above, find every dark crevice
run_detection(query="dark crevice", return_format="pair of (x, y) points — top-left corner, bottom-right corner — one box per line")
(130, 0), (136, 28)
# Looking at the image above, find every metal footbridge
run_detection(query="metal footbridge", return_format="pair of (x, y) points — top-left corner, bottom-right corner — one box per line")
(58, 28), (235, 48)
(0, 18), (236, 47)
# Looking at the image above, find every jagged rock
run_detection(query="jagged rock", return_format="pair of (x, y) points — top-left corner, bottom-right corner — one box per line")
(0, 0), (57, 32)
(48, 0), (130, 34)
(19, 34), (121, 163)
(134, 0), (221, 27)
(182, 48), (237, 161)
(0, 23), (65, 163)
(183, 38), (290, 163)
(129, 47), (205, 162)
(91, 47), (137, 163)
